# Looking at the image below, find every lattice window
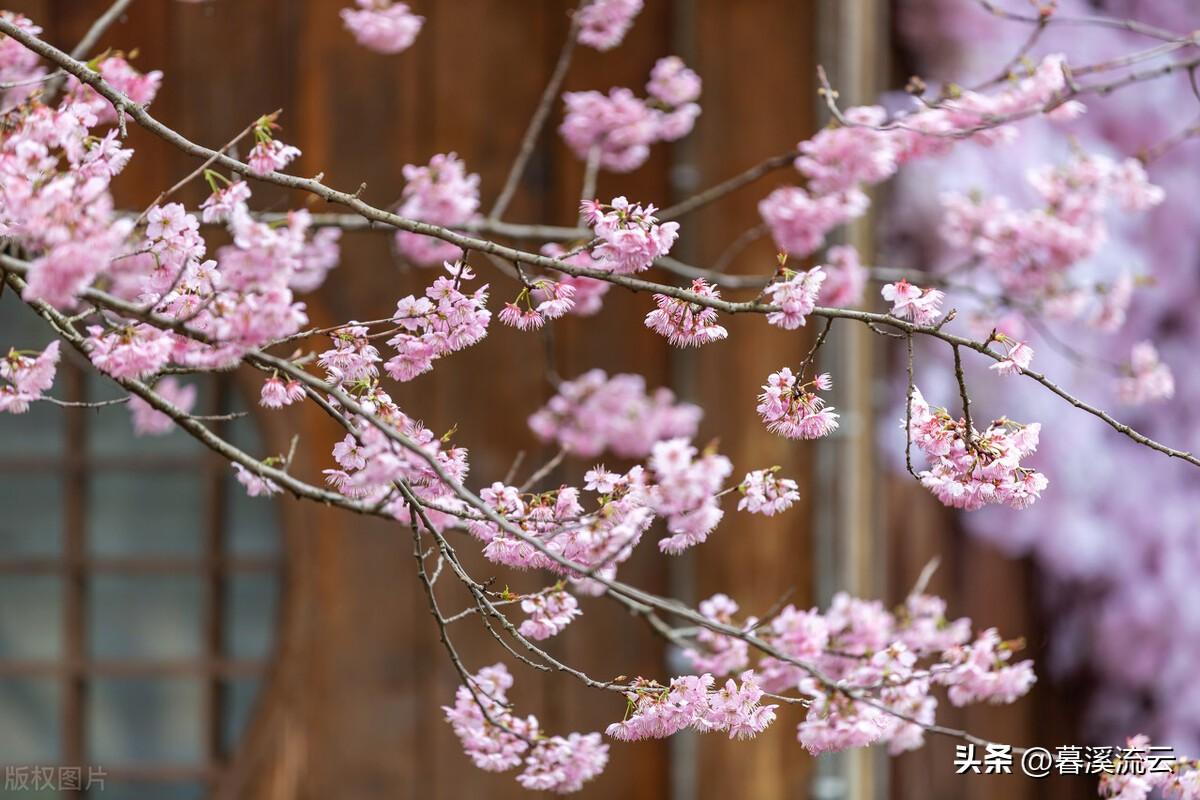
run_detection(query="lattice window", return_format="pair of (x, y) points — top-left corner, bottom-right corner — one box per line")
(0, 293), (283, 799)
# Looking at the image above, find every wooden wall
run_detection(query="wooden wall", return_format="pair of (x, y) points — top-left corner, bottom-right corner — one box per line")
(4, 1), (1088, 798)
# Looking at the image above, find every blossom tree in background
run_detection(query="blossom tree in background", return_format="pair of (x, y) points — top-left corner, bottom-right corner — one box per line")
(2, 0), (1200, 794)
(890, 0), (1200, 760)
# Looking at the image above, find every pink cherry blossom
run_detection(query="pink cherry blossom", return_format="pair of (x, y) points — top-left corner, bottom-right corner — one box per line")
(765, 265), (825, 329)
(905, 387), (1048, 510)
(757, 367), (840, 440)
(585, 196), (679, 273)
(393, 153), (479, 266)
(85, 323), (174, 380)
(989, 339), (1033, 376)
(645, 279), (728, 347)
(537, 245), (610, 315)
(444, 663), (608, 792)
(199, 180), (251, 223)
(606, 672), (777, 742)
(817, 244), (867, 308)
(559, 60), (700, 171)
(1117, 341), (1174, 405)
(646, 56), (701, 107)
(518, 590), (581, 640)
(382, 262), (490, 381)
(647, 437), (732, 553)
(246, 138), (301, 176)
(259, 375), (305, 408)
(232, 463), (282, 498)
(796, 106), (899, 195)
(0, 341), (60, 414)
(575, 0), (643, 51)
(527, 369), (700, 458)
(737, 469), (800, 516)
(682, 594), (750, 676)
(758, 185), (868, 257)
(340, 1), (424, 54)
(128, 378), (196, 436)
(881, 279), (944, 325)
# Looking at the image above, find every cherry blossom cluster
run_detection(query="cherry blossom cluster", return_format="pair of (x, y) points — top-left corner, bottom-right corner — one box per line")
(989, 335), (1034, 376)
(393, 153), (480, 265)
(646, 437), (733, 554)
(560, 57), (701, 172)
(0, 341), (59, 413)
(941, 151), (1164, 312)
(517, 588), (580, 640)
(881, 280), (945, 326)
(340, 1), (424, 55)
(1097, 736), (1200, 800)
(381, 261), (491, 380)
(818, 244), (867, 308)
(761, 54), (1084, 260)
(757, 368), (839, 440)
(737, 468), (801, 516)
(905, 387), (1048, 511)
(890, 0), (1200, 750)
(581, 196), (680, 274)
(606, 672), (778, 742)
(644, 278), (728, 346)
(465, 475), (653, 590)
(575, 0), (643, 51)
(1, 99), (133, 307)
(680, 590), (1034, 756)
(443, 663), (608, 793)
(458, 435), (782, 584)
(64, 53), (161, 125)
(129, 378), (197, 435)
(0, 12), (42, 99)
(535, 245), (611, 316)
(764, 261), (826, 330)
(1116, 341), (1174, 406)
(498, 278), (576, 331)
(527, 369), (700, 458)
(321, 406), (471, 531)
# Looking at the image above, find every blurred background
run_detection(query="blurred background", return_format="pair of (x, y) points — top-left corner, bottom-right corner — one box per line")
(5, 0), (1193, 798)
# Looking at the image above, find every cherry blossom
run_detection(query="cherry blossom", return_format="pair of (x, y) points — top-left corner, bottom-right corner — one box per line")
(259, 375), (305, 408)
(232, 463), (282, 498)
(128, 378), (197, 436)
(905, 387), (1048, 511)
(246, 138), (301, 176)
(647, 437), (732, 554)
(381, 261), (491, 381)
(989, 338), (1034, 376)
(560, 59), (701, 171)
(0, 341), (60, 414)
(606, 672), (777, 742)
(1116, 341), (1174, 405)
(737, 468), (800, 516)
(393, 153), (479, 265)
(645, 279), (728, 347)
(527, 369), (701, 458)
(340, 1), (424, 54)
(765, 263), (826, 329)
(817, 244), (867, 308)
(537, 245), (610, 316)
(583, 196), (680, 273)
(881, 280), (944, 326)
(759, 186), (867, 258)
(444, 663), (608, 793)
(518, 589), (580, 640)
(575, 0), (643, 51)
(757, 368), (839, 440)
